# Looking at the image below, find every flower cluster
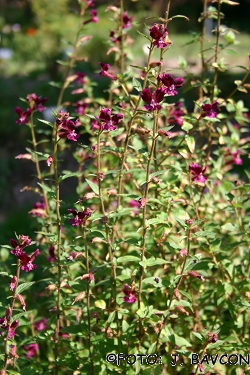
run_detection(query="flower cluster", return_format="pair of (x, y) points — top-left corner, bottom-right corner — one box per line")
(10, 235), (40, 272)
(23, 343), (38, 359)
(141, 87), (166, 112)
(74, 100), (88, 115)
(149, 24), (170, 49)
(68, 207), (93, 226)
(34, 318), (47, 331)
(84, 9), (98, 24)
(99, 62), (117, 80)
(0, 308), (19, 338)
(157, 74), (184, 96)
(168, 102), (185, 126)
(122, 12), (134, 29)
(201, 101), (219, 118)
(15, 93), (47, 125)
(122, 284), (136, 304)
(29, 197), (46, 218)
(56, 111), (80, 142)
(97, 107), (123, 131)
(189, 163), (207, 184)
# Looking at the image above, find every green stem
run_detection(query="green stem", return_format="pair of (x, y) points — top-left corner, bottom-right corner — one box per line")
(82, 225), (95, 375)
(211, 0), (221, 102)
(3, 263), (21, 371)
(53, 125), (62, 375)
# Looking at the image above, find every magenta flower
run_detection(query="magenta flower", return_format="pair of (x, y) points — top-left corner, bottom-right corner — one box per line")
(46, 155), (53, 167)
(149, 24), (169, 48)
(68, 208), (93, 226)
(90, 118), (100, 131)
(180, 248), (188, 257)
(75, 100), (88, 115)
(110, 30), (122, 44)
(18, 249), (40, 272)
(15, 93), (47, 125)
(231, 150), (242, 165)
(10, 276), (17, 291)
(98, 107), (123, 131)
(15, 107), (31, 125)
(99, 62), (117, 80)
(26, 93), (47, 112)
(56, 111), (80, 142)
(122, 285), (136, 304)
(122, 12), (134, 29)
(157, 74), (184, 96)
(34, 318), (47, 331)
(141, 87), (166, 111)
(201, 101), (218, 118)
(10, 235), (32, 256)
(189, 163), (207, 184)
(29, 197), (46, 218)
(168, 102), (185, 126)
(75, 71), (86, 85)
(48, 246), (57, 263)
(23, 343), (38, 359)
(9, 320), (19, 338)
(84, 9), (98, 24)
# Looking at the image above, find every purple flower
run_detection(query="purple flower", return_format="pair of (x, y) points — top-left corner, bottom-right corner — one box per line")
(189, 163), (207, 184)
(23, 343), (38, 359)
(46, 155), (53, 167)
(99, 62), (117, 81)
(18, 249), (40, 272)
(168, 102), (185, 126)
(10, 276), (17, 291)
(75, 100), (88, 115)
(15, 107), (31, 125)
(98, 107), (123, 131)
(34, 318), (47, 331)
(75, 71), (86, 85)
(29, 197), (46, 218)
(110, 30), (122, 43)
(122, 285), (136, 304)
(56, 111), (80, 142)
(90, 118), (100, 131)
(48, 246), (57, 263)
(68, 208), (93, 226)
(84, 9), (98, 24)
(26, 93), (47, 112)
(201, 101), (218, 118)
(141, 87), (166, 111)
(149, 24), (169, 48)
(122, 12), (134, 29)
(231, 150), (242, 165)
(157, 74), (184, 96)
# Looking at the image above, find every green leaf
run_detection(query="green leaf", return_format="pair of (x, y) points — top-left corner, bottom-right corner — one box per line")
(37, 118), (54, 128)
(85, 178), (99, 195)
(169, 333), (192, 347)
(137, 30), (151, 42)
(132, 78), (142, 92)
(117, 256), (140, 263)
(139, 258), (169, 267)
(16, 282), (36, 295)
(185, 136), (195, 153)
(221, 223), (236, 231)
(59, 171), (82, 181)
(192, 332), (203, 340)
(178, 55), (187, 69)
(94, 300), (106, 310)
(37, 182), (55, 195)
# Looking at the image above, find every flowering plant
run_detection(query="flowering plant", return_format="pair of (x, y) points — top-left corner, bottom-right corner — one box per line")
(1, 0), (250, 374)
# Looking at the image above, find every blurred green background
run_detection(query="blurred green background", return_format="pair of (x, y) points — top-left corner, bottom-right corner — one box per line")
(0, 0), (249, 244)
